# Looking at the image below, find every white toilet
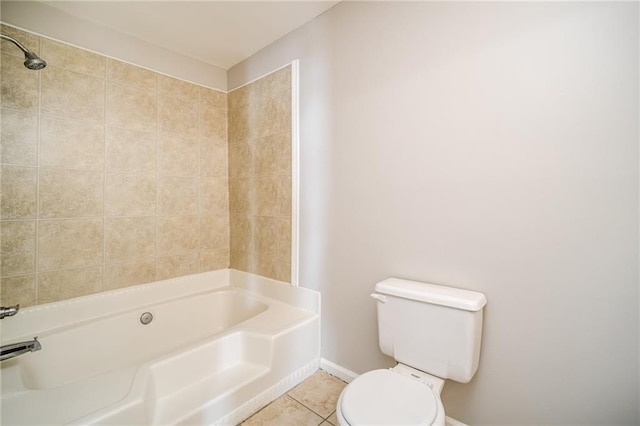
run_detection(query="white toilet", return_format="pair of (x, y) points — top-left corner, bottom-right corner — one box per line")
(336, 278), (487, 426)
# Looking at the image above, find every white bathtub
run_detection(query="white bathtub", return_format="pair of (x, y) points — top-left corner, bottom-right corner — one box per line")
(0, 269), (320, 425)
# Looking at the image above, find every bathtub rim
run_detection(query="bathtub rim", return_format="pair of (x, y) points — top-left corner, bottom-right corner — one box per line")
(1, 269), (320, 343)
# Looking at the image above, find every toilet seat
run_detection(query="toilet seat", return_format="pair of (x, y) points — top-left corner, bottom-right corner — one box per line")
(340, 369), (438, 426)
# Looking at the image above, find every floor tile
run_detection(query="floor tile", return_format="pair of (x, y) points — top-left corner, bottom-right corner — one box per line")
(326, 411), (338, 425)
(242, 394), (323, 426)
(288, 370), (347, 418)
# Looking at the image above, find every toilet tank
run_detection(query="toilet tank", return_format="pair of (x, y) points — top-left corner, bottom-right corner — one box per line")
(373, 278), (487, 383)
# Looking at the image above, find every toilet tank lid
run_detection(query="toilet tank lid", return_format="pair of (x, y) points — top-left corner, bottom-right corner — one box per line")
(375, 278), (487, 311)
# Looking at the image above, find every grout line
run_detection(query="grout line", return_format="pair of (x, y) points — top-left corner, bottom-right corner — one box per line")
(38, 165), (154, 174)
(197, 82), (203, 271)
(25, 263), (105, 276)
(102, 56), (107, 293)
(286, 394), (329, 420)
(34, 33), (42, 305)
(154, 72), (160, 281)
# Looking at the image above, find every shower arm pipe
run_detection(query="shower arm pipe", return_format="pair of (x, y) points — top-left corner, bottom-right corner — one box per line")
(1, 32), (47, 70)
(0, 33), (31, 55)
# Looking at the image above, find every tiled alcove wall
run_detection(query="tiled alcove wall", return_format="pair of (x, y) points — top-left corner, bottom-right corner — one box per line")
(0, 25), (229, 306)
(228, 67), (292, 282)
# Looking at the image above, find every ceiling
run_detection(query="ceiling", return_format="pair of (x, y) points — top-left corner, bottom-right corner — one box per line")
(41, 1), (340, 70)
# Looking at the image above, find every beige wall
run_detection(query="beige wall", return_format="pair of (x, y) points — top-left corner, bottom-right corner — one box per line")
(228, 66), (292, 282)
(228, 2), (639, 425)
(1, 25), (229, 306)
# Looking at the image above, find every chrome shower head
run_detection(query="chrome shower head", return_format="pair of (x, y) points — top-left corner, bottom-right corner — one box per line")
(1, 33), (47, 70)
(23, 50), (46, 70)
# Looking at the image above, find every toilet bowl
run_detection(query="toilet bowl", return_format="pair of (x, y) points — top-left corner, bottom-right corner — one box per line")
(336, 365), (445, 426)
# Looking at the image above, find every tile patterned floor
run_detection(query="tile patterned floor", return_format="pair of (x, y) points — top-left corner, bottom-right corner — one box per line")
(240, 370), (347, 426)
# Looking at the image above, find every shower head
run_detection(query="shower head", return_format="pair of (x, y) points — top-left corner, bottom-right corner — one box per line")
(23, 50), (46, 70)
(0, 33), (47, 70)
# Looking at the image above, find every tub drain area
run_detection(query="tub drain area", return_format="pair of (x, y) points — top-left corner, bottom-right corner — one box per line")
(140, 312), (153, 325)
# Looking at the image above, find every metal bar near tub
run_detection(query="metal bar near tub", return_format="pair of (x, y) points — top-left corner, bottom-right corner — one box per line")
(0, 337), (42, 361)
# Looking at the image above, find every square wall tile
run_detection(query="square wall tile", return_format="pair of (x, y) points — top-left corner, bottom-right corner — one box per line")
(0, 274), (36, 307)
(107, 82), (157, 132)
(158, 215), (199, 256)
(198, 248), (229, 272)
(254, 132), (291, 176)
(200, 106), (226, 142)
(230, 214), (255, 254)
(274, 259), (291, 283)
(41, 38), (105, 77)
(275, 217), (292, 261)
(106, 126), (156, 173)
(158, 134), (199, 176)
(276, 175), (292, 217)
(40, 116), (104, 170)
(158, 95), (199, 138)
(228, 84), (251, 111)
(253, 89), (291, 139)
(200, 178), (229, 214)
(158, 176), (198, 215)
(105, 217), (156, 262)
(106, 173), (156, 217)
(272, 88), (292, 136)
(229, 179), (254, 214)
(227, 105), (250, 143)
(1, 165), (37, 219)
(158, 74), (199, 101)
(0, 25), (40, 57)
(38, 219), (103, 271)
(156, 253), (198, 281)
(199, 215), (229, 251)
(255, 177), (279, 216)
(39, 169), (103, 218)
(230, 249), (249, 272)
(200, 139), (227, 178)
(228, 141), (254, 179)
(200, 87), (226, 110)
(254, 66), (291, 96)
(107, 59), (157, 90)
(254, 216), (277, 257)
(37, 266), (103, 304)
(1, 53), (39, 112)
(1, 109), (38, 165)
(41, 66), (105, 123)
(254, 254), (279, 281)
(0, 220), (36, 277)
(105, 258), (155, 290)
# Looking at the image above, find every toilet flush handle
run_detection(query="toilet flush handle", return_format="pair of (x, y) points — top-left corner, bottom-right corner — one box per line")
(370, 293), (387, 303)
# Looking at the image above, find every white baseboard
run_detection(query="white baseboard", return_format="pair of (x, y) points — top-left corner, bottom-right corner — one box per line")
(319, 358), (468, 426)
(445, 416), (469, 426)
(320, 358), (359, 383)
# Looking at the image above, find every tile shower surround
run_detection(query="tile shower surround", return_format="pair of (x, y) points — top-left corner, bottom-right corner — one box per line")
(228, 66), (292, 283)
(0, 24), (293, 307)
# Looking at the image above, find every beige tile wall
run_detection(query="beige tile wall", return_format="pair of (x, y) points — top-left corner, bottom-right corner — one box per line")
(228, 66), (292, 282)
(0, 25), (229, 306)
